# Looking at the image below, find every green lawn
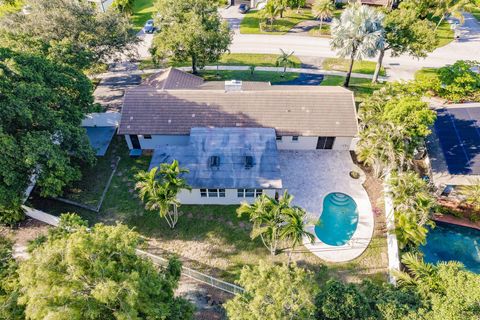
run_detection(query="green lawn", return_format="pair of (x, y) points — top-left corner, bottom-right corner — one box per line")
(414, 67), (439, 83)
(240, 9), (314, 34)
(131, 0), (156, 32)
(198, 70), (300, 83)
(308, 24), (331, 37)
(139, 53), (302, 70)
(322, 58), (385, 76)
(466, 1), (480, 22)
(435, 19), (454, 48)
(320, 75), (384, 105)
(30, 122), (388, 284)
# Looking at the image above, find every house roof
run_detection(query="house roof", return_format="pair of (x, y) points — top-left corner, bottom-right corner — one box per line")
(118, 69), (358, 137)
(427, 103), (480, 186)
(148, 127), (282, 189)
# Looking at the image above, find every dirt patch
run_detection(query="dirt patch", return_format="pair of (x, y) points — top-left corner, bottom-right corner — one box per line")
(0, 218), (50, 247)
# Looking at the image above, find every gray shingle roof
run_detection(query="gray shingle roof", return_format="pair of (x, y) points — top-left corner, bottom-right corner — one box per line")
(118, 69), (358, 137)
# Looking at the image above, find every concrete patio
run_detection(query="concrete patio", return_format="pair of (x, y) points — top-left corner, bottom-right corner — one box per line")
(279, 150), (374, 262)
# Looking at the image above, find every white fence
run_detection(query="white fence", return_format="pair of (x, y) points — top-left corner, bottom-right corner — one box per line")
(383, 175), (401, 285)
(22, 206), (243, 295)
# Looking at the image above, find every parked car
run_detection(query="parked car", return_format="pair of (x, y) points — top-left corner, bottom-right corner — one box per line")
(238, 4), (250, 14)
(143, 19), (155, 33)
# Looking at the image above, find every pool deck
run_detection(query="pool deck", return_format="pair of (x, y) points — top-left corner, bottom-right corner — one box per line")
(279, 150), (374, 262)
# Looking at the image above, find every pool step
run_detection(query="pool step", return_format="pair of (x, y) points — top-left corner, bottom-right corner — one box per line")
(329, 193), (351, 206)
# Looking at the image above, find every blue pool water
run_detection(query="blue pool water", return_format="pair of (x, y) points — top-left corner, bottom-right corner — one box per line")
(314, 192), (359, 246)
(420, 222), (480, 273)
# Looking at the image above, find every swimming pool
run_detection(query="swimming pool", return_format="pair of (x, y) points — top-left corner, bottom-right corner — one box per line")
(420, 221), (480, 273)
(314, 192), (359, 246)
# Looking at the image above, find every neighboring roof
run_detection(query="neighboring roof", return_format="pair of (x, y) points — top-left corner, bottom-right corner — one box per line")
(145, 68), (204, 90)
(361, 0), (390, 6)
(85, 126), (117, 156)
(148, 127), (282, 189)
(119, 69), (358, 137)
(427, 103), (480, 185)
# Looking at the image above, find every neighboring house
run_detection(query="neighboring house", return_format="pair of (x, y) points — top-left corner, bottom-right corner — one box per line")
(118, 68), (359, 204)
(426, 103), (480, 196)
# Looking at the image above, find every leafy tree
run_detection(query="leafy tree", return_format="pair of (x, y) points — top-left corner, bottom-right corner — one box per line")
(274, 0), (289, 18)
(260, 0), (280, 26)
(288, 0), (306, 13)
(312, 0), (335, 34)
(372, 7), (437, 82)
(315, 279), (373, 320)
(276, 49), (296, 77)
(111, 0), (136, 15)
(432, 0), (472, 30)
(356, 82), (436, 177)
(330, 3), (384, 87)
(238, 191), (308, 256)
(225, 261), (318, 320)
(0, 236), (24, 320)
(396, 253), (480, 319)
(437, 60), (480, 102)
(0, 48), (96, 224)
(18, 222), (194, 320)
(151, 0), (232, 74)
(0, 0), (138, 71)
(458, 182), (480, 212)
(388, 171), (436, 248)
(135, 160), (190, 229)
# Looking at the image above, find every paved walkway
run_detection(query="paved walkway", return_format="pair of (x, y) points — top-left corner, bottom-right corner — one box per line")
(279, 151), (374, 262)
(94, 65), (388, 82)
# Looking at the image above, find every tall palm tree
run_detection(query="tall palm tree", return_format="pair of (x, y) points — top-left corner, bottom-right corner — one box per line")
(433, 0), (471, 31)
(280, 206), (314, 263)
(276, 49), (295, 77)
(135, 160), (190, 229)
(261, 1), (280, 27)
(458, 182), (480, 212)
(395, 252), (438, 287)
(312, 0), (335, 35)
(330, 3), (384, 87)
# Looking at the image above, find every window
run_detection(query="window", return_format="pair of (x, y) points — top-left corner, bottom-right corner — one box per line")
(276, 135), (282, 141)
(237, 189), (263, 198)
(202, 189), (225, 198)
(316, 137), (335, 149)
(292, 136), (299, 141)
(143, 135), (152, 139)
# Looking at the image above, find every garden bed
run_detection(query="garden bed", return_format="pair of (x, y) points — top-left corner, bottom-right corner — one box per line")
(240, 9), (314, 34)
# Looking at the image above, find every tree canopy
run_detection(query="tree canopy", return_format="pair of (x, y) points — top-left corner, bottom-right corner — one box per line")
(17, 217), (193, 320)
(0, 48), (96, 223)
(0, 0), (138, 71)
(151, 0), (232, 73)
(225, 261), (318, 320)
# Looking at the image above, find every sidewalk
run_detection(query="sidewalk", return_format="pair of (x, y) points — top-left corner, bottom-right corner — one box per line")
(94, 65), (389, 82)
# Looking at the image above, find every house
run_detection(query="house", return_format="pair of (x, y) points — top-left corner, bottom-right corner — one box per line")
(118, 68), (359, 204)
(426, 103), (480, 196)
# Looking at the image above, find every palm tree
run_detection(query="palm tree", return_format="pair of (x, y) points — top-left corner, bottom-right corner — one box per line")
(330, 3), (384, 87)
(135, 160), (190, 229)
(276, 49), (295, 77)
(433, 0), (471, 31)
(274, 0), (289, 18)
(260, 1), (280, 27)
(280, 206), (314, 263)
(312, 0), (335, 35)
(458, 182), (480, 212)
(394, 211), (430, 249)
(395, 252), (438, 287)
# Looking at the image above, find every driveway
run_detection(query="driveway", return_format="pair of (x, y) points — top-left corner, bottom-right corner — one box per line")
(279, 150), (374, 262)
(219, 5), (246, 32)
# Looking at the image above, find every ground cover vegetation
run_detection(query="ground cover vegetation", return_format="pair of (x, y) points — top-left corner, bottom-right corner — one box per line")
(0, 214), (194, 320)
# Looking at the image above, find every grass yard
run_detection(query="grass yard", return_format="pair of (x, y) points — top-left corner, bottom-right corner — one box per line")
(320, 75), (384, 105)
(138, 53), (302, 70)
(308, 24), (331, 37)
(240, 9), (314, 34)
(131, 0), (155, 32)
(435, 19), (454, 48)
(30, 134), (388, 284)
(414, 67), (439, 82)
(467, 2), (480, 22)
(197, 70), (300, 83)
(322, 58), (385, 76)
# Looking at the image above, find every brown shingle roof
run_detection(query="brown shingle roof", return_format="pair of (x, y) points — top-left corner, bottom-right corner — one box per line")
(145, 67), (204, 89)
(118, 69), (358, 137)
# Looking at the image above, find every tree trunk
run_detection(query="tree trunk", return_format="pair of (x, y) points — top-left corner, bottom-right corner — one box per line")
(282, 65), (286, 77)
(191, 55), (197, 74)
(319, 20), (323, 35)
(372, 48), (385, 83)
(344, 51), (356, 87)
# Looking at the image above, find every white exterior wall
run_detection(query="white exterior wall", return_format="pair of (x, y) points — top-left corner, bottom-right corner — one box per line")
(276, 136), (354, 151)
(125, 135), (133, 149)
(178, 189), (276, 205)
(82, 112), (120, 127)
(138, 135), (189, 150)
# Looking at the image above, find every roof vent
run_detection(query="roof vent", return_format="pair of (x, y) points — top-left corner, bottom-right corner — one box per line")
(209, 155), (220, 168)
(244, 155), (254, 169)
(225, 80), (242, 92)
